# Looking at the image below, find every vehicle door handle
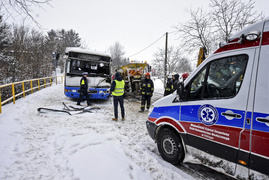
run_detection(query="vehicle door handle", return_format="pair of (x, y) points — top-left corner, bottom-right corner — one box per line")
(221, 112), (242, 119)
(256, 117), (269, 123)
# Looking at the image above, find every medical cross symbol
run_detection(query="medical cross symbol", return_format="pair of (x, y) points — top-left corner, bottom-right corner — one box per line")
(202, 109), (214, 121)
(198, 104), (218, 126)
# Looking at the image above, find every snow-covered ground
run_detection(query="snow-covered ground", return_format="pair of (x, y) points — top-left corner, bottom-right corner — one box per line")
(0, 78), (229, 180)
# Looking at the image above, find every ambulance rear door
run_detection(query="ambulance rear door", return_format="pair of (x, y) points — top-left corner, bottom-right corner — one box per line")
(179, 48), (256, 175)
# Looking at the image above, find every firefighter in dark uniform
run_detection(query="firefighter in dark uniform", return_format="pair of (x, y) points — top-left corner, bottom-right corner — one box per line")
(140, 72), (154, 112)
(110, 72), (125, 121)
(171, 73), (180, 93)
(164, 74), (173, 96)
(77, 72), (91, 106)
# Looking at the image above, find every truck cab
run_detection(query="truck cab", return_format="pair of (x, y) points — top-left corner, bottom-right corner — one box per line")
(146, 18), (269, 179)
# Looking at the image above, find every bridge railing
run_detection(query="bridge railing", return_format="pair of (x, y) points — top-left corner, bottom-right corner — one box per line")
(0, 76), (64, 114)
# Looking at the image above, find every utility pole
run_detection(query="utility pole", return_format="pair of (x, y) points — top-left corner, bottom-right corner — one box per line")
(52, 52), (60, 85)
(164, 32), (168, 88)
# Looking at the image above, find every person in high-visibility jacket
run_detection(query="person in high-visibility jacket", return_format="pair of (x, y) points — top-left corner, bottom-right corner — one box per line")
(77, 72), (91, 106)
(140, 72), (154, 112)
(110, 72), (125, 121)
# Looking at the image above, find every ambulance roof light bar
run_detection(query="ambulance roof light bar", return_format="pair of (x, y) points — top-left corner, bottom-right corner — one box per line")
(219, 31), (261, 48)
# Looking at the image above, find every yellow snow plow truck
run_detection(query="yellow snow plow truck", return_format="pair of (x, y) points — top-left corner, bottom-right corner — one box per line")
(116, 61), (151, 97)
(197, 47), (207, 67)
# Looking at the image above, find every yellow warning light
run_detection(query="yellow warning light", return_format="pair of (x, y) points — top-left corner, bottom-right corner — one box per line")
(239, 160), (247, 166)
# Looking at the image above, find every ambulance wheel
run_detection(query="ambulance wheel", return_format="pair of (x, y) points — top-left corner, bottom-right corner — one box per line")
(156, 128), (184, 164)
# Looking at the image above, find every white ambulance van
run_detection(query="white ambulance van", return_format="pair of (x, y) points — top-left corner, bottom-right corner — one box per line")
(146, 18), (269, 179)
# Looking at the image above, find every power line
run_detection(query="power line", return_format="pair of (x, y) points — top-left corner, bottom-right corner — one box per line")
(167, 30), (178, 34)
(128, 33), (166, 58)
(128, 31), (179, 58)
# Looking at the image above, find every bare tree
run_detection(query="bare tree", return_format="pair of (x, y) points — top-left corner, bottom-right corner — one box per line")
(210, 0), (264, 41)
(174, 8), (216, 56)
(46, 29), (82, 72)
(2, 24), (54, 83)
(46, 29), (81, 52)
(0, 15), (13, 84)
(28, 29), (53, 78)
(152, 46), (192, 77)
(0, 15), (10, 51)
(109, 41), (127, 71)
(0, 0), (51, 26)
(174, 0), (264, 63)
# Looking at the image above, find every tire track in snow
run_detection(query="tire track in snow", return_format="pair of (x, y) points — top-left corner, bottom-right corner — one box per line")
(111, 93), (234, 180)
(112, 95), (195, 180)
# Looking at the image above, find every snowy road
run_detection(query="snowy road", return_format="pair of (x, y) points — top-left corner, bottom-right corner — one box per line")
(0, 83), (234, 180)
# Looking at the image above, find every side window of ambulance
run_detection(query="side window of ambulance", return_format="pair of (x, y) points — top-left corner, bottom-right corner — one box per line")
(188, 55), (248, 100)
(189, 66), (207, 100)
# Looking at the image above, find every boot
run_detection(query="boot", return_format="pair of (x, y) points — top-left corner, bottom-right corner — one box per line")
(112, 118), (118, 121)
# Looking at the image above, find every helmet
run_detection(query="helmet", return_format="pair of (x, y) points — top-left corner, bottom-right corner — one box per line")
(115, 72), (121, 78)
(145, 72), (150, 76)
(82, 72), (88, 75)
(182, 73), (189, 80)
(167, 74), (172, 78)
(173, 73), (179, 80)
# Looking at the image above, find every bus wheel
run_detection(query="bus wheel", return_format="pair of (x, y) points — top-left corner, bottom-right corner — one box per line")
(156, 128), (184, 164)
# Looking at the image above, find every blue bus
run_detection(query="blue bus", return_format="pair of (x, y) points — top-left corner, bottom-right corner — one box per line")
(64, 47), (111, 100)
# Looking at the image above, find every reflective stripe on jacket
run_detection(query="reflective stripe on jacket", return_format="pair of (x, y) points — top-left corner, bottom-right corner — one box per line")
(140, 78), (154, 96)
(112, 80), (125, 96)
(81, 79), (85, 85)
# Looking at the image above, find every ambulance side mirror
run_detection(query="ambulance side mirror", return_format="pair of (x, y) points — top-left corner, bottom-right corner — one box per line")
(177, 82), (185, 100)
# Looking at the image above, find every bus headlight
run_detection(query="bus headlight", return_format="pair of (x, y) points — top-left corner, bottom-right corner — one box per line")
(99, 90), (104, 94)
(65, 89), (77, 93)
(104, 89), (110, 94)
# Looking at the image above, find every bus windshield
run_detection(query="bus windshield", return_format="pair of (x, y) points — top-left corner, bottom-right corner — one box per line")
(66, 51), (111, 77)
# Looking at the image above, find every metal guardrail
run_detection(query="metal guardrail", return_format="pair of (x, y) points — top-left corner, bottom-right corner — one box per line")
(0, 76), (64, 114)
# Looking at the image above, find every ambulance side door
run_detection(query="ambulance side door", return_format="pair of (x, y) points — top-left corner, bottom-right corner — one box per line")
(179, 50), (255, 175)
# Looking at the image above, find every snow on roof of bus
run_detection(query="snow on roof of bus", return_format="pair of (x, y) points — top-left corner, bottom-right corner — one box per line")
(65, 47), (111, 57)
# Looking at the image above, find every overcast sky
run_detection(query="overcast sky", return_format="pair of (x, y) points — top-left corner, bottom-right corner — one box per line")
(8, 0), (269, 63)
